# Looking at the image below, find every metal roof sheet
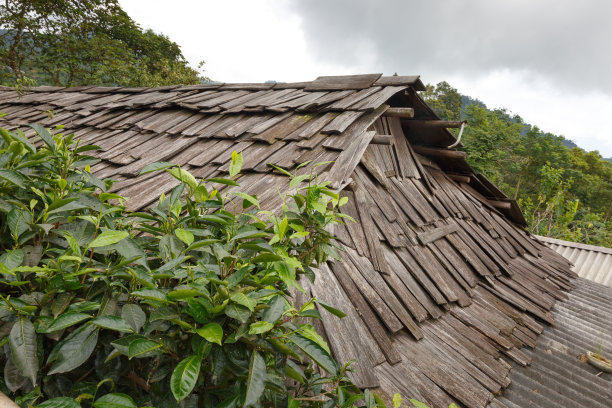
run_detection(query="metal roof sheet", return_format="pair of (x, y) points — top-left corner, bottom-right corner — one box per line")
(495, 277), (612, 408)
(536, 235), (612, 287)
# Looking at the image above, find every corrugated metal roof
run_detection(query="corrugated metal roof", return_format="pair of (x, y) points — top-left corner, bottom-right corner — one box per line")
(536, 235), (612, 287)
(495, 277), (612, 408)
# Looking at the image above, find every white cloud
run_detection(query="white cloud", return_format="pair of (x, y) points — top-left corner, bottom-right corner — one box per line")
(120, 0), (612, 156)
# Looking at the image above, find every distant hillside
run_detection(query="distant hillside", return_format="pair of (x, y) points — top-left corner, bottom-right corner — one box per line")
(460, 94), (587, 154)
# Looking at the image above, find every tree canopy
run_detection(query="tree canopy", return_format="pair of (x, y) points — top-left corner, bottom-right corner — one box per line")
(423, 82), (612, 247)
(0, 0), (205, 87)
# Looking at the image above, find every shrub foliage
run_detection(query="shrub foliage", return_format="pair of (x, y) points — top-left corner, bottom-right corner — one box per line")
(0, 124), (372, 407)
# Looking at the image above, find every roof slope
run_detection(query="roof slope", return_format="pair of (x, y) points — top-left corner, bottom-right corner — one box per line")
(536, 235), (612, 287)
(0, 75), (581, 408)
(496, 277), (612, 408)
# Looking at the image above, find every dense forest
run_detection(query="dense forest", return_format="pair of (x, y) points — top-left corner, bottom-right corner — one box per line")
(0, 0), (205, 87)
(423, 82), (612, 247)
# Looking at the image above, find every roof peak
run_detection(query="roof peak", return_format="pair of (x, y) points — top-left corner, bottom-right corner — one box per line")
(0, 74), (425, 93)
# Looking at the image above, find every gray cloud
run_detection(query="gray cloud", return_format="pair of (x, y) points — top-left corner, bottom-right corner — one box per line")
(288, 0), (612, 94)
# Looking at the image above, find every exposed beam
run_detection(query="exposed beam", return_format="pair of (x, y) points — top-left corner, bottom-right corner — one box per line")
(402, 119), (465, 128)
(488, 200), (513, 210)
(370, 134), (394, 145)
(412, 145), (467, 160)
(383, 107), (415, 118)
(448, 173), (471, 183)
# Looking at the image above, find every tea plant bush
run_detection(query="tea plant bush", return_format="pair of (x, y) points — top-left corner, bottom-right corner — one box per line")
(0, 123), (369, 407)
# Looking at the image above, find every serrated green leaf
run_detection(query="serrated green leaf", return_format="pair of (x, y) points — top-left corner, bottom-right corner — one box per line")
(244, 351), (266, 407)
(42, 312), (91, 333)
(262, 295), (285, 323)
(288, 333), (337, 375)
(230, 292), (255, 312)
(93, 393), (137, 408)
(0, 169), (26, 188)
(131, 288), (169, 303)
(205, 177), (239, 186)
(316, 299), (347, 318)
(251, 253), (283, 263)
(196, 322), (223, 346)
(92, 316), (134, 333)
(9, 317), (38, 385)
(30, 124), (55, 151)
(37, 397), (81, 408)
(175, 228), (194, 246)
(224, 303), (251, 323)
(48, 325), (99, 374)
(248, 321), (274, 335)
(168, 167), (198, 190)
(229, 150), (243, 178)
(139, 161), (175, 175)
(127, 338), (162, 359)
(89, 230), (128, 248)
(409, 399), (431, 408)
(230, 191), (259, 209)
(170, 354), (201, 401)
(121, 304), (146, 332)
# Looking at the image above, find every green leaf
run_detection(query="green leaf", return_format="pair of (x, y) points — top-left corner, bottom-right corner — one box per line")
(92, 316), (134, 333)
(131, 288), (169, 303)
(229, 150), (243, 178)
(170, 354), (201, 401)
(278, 217), (288, 241)
(409, 399), (431, 408)
(37, 397), (81, 408)
(225, 304), (251, 323)
(175, 228), (194, 246)
(48, 325), (99, 374)
(127, 338), (162, 359)
(0, 169), (26, 188)
(8, 208), (30, 238)
(139, 161), (175, 175)
(316, 300), (347, 318)
(230, 191), (259, 209)
(93, 393), (137, 408)
(393, 393), (402, 408)
(230, 292), (255, 312)
(168, 167), (198, 190)
(364, 389), (375, 408)
(288, 333), (338, 375)
(42, 312), (91, 333)
(196, 322), (223, 346)
(121, 304), (146, 332)
(248, 321), (274, 335)
(243, 351), (267, 407)
(167, 289), (200, 300)
(1, 248), (24, 269)
(205, 177), (239, 186)
(30, 124), (55, 151)
(9, 317), (38, 385)
(47, 197), (78, 212)
(263, 295), (285, 323)
(89, 230), (129, 248)
(251, 253), (283, 263)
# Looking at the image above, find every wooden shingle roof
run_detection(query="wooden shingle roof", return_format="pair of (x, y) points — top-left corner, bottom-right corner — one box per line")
(0, 74), (588, 407)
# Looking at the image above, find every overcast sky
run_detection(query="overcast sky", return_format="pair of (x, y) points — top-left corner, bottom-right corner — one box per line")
(121, 0), (612, 157)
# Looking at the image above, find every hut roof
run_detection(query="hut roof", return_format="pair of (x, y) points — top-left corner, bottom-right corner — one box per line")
(1, 74), (603, 408)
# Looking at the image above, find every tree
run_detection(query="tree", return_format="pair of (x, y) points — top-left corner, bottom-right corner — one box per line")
(0, 0), (205, 87)
(423, 81), (612, 247)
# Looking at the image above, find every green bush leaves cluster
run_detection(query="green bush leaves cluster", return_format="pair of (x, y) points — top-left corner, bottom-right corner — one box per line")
(0, 124), (369, 407)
